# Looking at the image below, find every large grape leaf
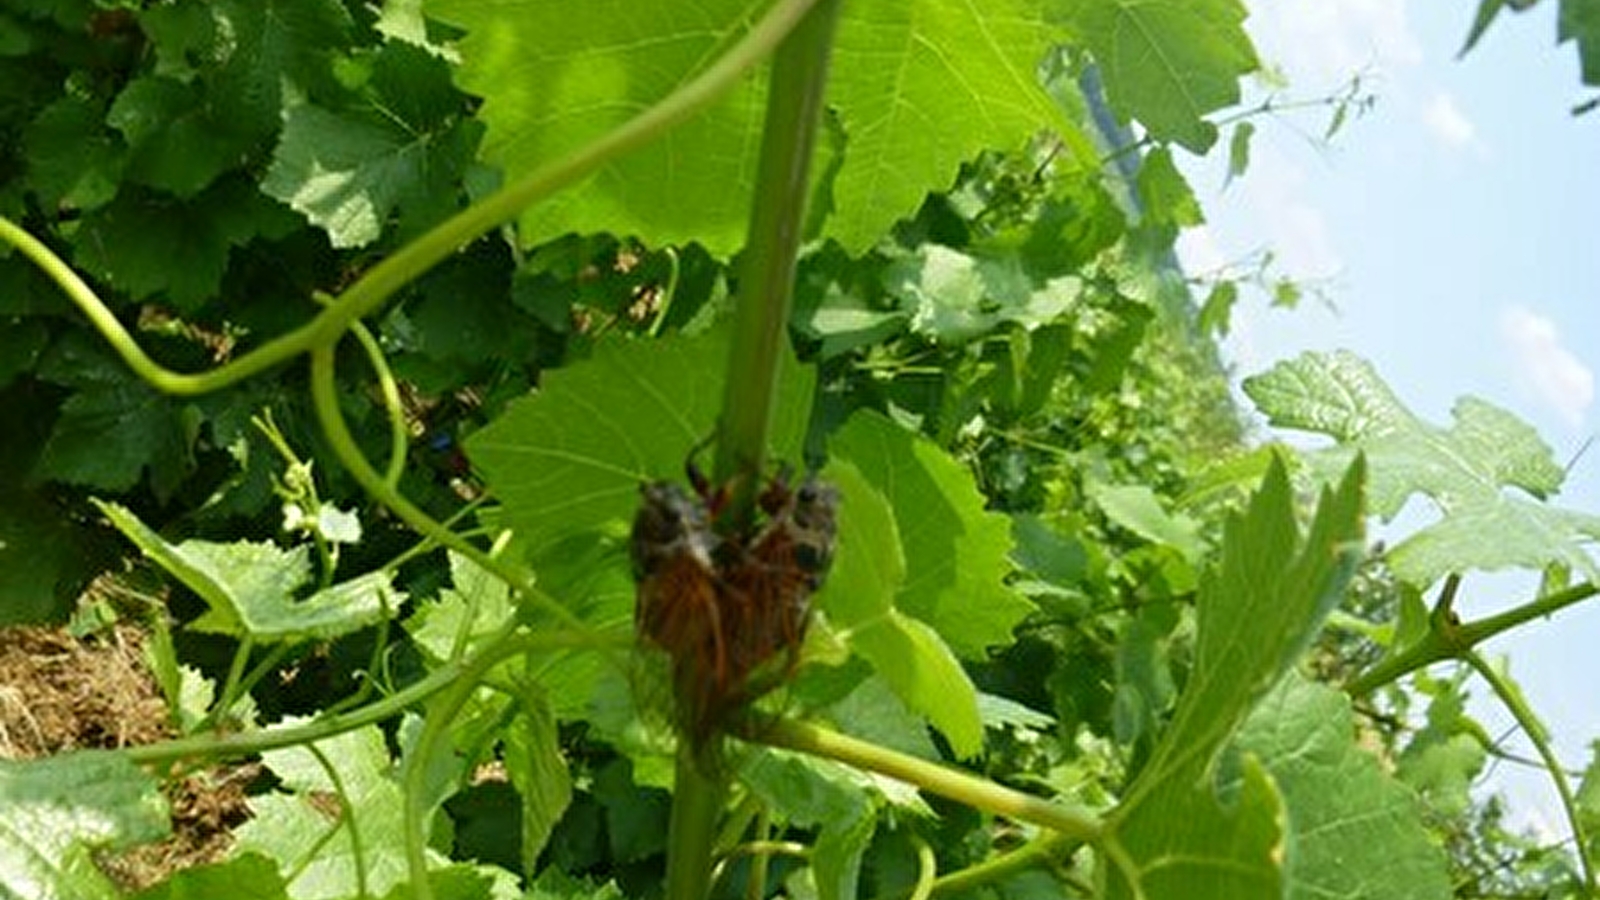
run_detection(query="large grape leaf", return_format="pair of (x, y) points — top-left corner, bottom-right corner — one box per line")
(234, 722), (456, 900)
(829, 410), (1033, 660)
(1102, 455), (1365, 900)
(94, 501), (396, 643)
(824, 0), (1076, 251)
(1234, 673), (1451, 900)
(0, 752), (169, 900)
(1242, 350), (1600, 586)
(1060, 0), (1259, 152)
(465, 326), (814, 559)
(263, 42), (483, 248)
(817, 459), (983, 758)
(426, 0), (1081, 254)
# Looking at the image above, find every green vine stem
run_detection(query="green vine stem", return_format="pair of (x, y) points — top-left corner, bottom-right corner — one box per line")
(306, 741), (371, 900)
(1345, 578), (1599, 698)
(666, 3), (841, 899)
(863, 833), (1081, 900)
(0, 0), (821, 398)
(751, 717), (1104, 844)
(122, 626), (577, 768)
(1463, 650), (1596, 894)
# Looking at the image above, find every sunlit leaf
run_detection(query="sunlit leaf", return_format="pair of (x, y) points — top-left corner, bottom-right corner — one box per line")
(1243, 350), (1600, 584)
(0, 752), (169, 900)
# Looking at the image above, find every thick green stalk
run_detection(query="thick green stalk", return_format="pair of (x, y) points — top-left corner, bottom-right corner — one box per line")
(667, 4), (841, 900)
(1345, 579), (1598, 698)
(712, 0), (840, 505)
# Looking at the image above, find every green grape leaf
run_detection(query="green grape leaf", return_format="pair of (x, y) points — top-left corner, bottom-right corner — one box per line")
(884, 244), (1083, 344)
(428, 0), (1080, 253)
(140, 0), (354, 138)
(1102, 455), (1365, 900)
(1243, 350), (1600, 585)
(130, 854), (289, 900)
(236, 722), (453, 900)
(742, 749), (878, 900)
(32, 380), (192, 498)
(1395, 673), (1488, 818)
(1560, 0), (1600, 86)
(465, 326), (813, 558)
(824, 0), (1078, 251)
(405, 552), (516, 663)
(71, 178), (297, 310)
(1087, 480), (1204, 563)
(94, 501), (396, 643)
(0, 752), (170, 900)
(818, 459), (983, 758)
(1227, 120), (1255, 183)
(24, 93), (124, 211)
(263, 103), (479, 248)
(425, 0), (768, 253)
(830, 410), (1033, 659)
(1135, 146), (1202, 230)
(108, 75), (257, 197)
(503, 693), (573, 875)
(1062, 0), (1259, 152)
(1234, 673), (1451, 900)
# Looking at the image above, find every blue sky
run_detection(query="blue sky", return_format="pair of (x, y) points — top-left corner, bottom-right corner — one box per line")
(1177, 1), (1599, 836)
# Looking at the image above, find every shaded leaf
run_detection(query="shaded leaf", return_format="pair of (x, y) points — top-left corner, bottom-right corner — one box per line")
(0, 752), (169, 900)
(95, 501), (395, 643)
(742, 749), (878, 900)
(1243, 350), (1600, 585)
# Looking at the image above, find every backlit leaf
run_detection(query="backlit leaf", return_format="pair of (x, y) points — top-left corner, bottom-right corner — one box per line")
(1062, 0), (1259, 152)
(466, 325), (813, 559)
(1102, 455), (1365, 899)
(1243, 350), (1600, 585)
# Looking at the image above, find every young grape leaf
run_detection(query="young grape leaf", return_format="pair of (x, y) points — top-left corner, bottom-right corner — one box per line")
(94, 501), (396, 643)
(829, 410), (1033, 659)
(465, 325), (813, 558)
(1060, 0), (1259, 152)
(1233, 673), (1451, 900)
(1102, 455), (1365, 900)
(818, 459), (983, 757)
(130, 853), (289, 900)
(1242, 350), (1600, 585)
(884, 244), (1084, 344)
(0, 752), (169, 900)
(235, 722), (456, 900)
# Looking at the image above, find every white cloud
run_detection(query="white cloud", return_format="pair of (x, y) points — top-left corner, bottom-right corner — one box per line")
(1501, 305), (1595, 428)
(1240, 150), (1342, 278)
(1248, 0), (1423, 87)
(1422, 92), (1479, 148)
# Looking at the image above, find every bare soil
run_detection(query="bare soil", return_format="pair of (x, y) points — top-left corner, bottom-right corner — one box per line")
(0, 620), (256, 891)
